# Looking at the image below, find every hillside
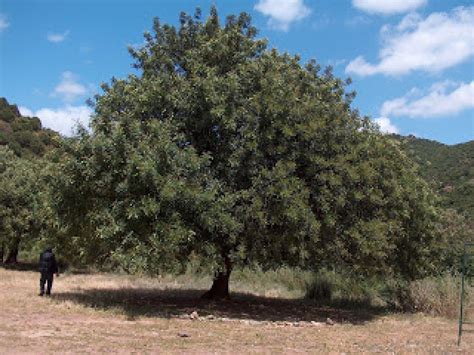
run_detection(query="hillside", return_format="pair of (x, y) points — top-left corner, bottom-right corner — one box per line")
(0, 97), (59, 158)
(392, 134), (474, 218)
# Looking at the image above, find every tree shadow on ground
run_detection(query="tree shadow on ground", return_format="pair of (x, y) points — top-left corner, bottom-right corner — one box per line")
(53, 287), (388, 325)
(1, 261), (38, 272)
(1, 261), (82, 273)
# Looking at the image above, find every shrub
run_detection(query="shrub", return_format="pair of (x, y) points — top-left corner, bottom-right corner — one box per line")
(305, 269), (389, 307)
(304, 270), (469, 319)
(0, 107), (16, 123)
(406, 273), (467, 318)
(305, 271), (333, 301)
(11, 117), (41, 132)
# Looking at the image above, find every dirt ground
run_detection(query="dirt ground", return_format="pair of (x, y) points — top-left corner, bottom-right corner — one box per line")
(0, 267), (472, 353)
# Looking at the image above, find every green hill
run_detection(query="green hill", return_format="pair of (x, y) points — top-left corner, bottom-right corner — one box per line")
(0, 97), (59, 158)
(392, 134), (474, 218)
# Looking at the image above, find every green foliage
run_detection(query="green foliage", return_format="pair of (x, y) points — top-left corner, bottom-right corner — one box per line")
(0, 97), (58, 158)
(11, 117), (42, 132)
(11, 131), (45, 156)
(0, 146), (44, 261)
(392, 135), (474, 219)
(51, 8), (445, 282)
(0, 131), (8, 145)
(306, 270), (333, 301)
(433, 209), (473, 272)
(49, 119), (237, 273)
(305, 268), (396, 307)
(0, 97), (19, 123)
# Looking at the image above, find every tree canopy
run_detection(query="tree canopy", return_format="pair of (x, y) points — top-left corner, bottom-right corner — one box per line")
(51, 8), (446, 298)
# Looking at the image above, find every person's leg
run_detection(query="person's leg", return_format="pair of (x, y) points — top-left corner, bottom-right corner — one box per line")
(39, 273), (46, 296)
(46, 274), (54, 295)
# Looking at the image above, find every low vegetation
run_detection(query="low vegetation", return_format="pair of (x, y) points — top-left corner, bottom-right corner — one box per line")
(305, 269), (471, 319)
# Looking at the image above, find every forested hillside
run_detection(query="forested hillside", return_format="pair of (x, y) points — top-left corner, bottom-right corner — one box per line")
(392, 134), (474, 219)
(0, 97), (59, 158)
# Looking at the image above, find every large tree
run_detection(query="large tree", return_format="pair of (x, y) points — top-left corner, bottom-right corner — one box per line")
(54, 8), (441, 298)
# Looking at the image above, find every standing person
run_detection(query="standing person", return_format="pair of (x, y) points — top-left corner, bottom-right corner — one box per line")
(38, 247), (59, 296)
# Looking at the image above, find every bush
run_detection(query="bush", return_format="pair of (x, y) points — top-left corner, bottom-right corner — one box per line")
(305, 269), (391, 307)
(0, 131), (9, 145)
(305, 271), (333, 301)
(0, 107), (16, 123)
(406, 273), (466, 318)
(11, 117), (41, 132)
(304, 269), (469, 319)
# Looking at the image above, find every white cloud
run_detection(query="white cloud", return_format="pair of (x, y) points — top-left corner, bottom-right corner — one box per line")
(19, 105), (92, 136)
(346, 6), (474, 76)
(52, 71), (87, 103)
(374, 117), (399, 134)
(47, 30), (69, 43)
(381, 81), (474, 118)
(352, 0), (427, 15)
(18, 106), (34, 117)
(255, 0), (311, 31)
(0, 14), (9, 32)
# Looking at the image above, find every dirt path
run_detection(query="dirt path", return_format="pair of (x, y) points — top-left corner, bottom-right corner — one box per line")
(0, 268), (472, 353)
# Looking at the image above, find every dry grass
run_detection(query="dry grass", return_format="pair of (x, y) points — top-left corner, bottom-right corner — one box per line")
(408, 274), (472, 319)
(0, 266), (473, 353)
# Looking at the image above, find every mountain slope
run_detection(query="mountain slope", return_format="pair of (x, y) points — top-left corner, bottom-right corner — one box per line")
(392, 134), (474, 218)
(0, 97), (59, 158)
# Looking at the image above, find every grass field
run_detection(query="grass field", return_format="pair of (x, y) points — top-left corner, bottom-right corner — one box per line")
(0, 266), (473, 353)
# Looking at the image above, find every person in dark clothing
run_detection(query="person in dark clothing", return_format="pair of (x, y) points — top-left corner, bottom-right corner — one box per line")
(38, 247), (59, 296)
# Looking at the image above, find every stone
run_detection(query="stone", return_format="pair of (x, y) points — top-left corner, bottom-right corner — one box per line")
(326, 317), (335, 326)
(190, 311), (199, 320)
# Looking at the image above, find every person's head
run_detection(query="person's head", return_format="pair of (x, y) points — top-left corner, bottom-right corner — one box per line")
(44, 246), (53, 253)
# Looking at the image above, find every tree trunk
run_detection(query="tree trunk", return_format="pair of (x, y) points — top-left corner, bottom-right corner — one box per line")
(202, 254), (232, 300)
(5, 246), (18, 264)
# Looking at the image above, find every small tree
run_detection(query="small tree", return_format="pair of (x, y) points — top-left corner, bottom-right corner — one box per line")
(0, 146), (42, 263)
(55, 8), (442, 298)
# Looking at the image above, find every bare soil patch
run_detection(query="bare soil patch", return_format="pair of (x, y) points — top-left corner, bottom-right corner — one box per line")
(0, 267), (472, 353)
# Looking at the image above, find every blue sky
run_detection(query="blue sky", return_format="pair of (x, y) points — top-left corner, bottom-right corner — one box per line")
(0, 0), (472, 144)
